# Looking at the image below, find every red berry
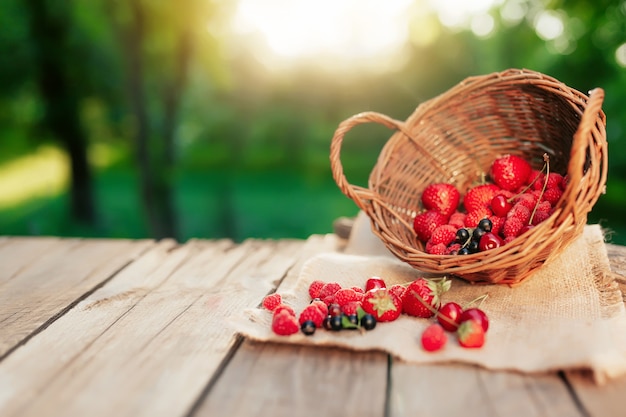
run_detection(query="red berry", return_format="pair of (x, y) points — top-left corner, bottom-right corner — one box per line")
(413, 210), (448, 243)
(429, 224), (458, 246)
(272, 310), (300, 336)
(531, 209), (551, 225)
(490, 194), (513, 217)
(513, 193), (538, 211)
(262, 293), (282, 311)
(365, 277), (387, 292)
(502, 217), (524, 238)
(457, 319), (485, 348)
(308, 280), (325, 299)
(273, 304), (295, 317)
(478, 232), (503, 252)
(421, 323), (448, 352)
(388, 284), (406, 299)
(318, 282), (342, 299)
(425, 241), (447, 255)
(542, 187), (563, 206)
(459, 308), (489, 332)
(311, 299), (328, 317)
(438, 302), (463, 331)
(340, 300), (362, 316)
(298, 304), (326, 328)
(464, 184), (500, 212)
(335, 288), (360, 306)
(361, 288), (402, 322)
(448, 212), (467, 229)
(401, 277), (450, 318)
(464, 207), (493, 228)
(507, 204), (531, 225)
(490, 154), (532, 191)
(421, 183), (460, 218)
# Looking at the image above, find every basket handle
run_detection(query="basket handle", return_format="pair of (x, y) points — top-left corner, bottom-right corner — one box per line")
(330, 111), (409, 211)
(567, 87), (605, 186)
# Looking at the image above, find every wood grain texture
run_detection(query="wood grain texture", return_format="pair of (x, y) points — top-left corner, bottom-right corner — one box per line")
(194, 234), (389, 417)
(390, 363), (583, 417)
(0, 237), (154, 359)
(0, 238), (306, 417)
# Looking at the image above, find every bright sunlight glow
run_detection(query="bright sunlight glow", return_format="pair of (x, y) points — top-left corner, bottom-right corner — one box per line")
(231, 0), (503, 73)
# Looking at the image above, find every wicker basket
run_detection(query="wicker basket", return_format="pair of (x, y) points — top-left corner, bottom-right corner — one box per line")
(330, 68), (607, 285)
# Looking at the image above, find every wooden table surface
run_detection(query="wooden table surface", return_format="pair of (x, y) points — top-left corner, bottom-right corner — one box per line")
(1, 233), (626, 417)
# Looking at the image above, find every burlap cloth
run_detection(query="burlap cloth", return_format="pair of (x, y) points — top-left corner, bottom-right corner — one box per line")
(232, 213), (626, 384)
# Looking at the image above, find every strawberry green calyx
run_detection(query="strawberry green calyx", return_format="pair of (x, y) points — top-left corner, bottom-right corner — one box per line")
(426, 277), (451, 309)
(367, 290), (398, 315)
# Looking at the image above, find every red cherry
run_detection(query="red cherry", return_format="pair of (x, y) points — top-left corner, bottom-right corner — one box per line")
(459, 308), (489, 332)
(490, 194), (513, 217)
(478, 232), (503, 252)
(437, 302), (463, 331)
(365, 277), (387, 292)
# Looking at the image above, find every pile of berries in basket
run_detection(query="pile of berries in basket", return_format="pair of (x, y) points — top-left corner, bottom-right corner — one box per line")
(262, 276), (489, 352)
(415, 153), (564, 255)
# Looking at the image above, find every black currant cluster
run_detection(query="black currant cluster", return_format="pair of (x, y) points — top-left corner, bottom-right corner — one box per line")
(453, 218), (493, 255)
(301, 302), (377, 335)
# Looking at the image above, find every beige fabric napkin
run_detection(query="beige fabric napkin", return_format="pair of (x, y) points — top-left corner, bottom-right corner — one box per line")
(232, 213), (626, 384)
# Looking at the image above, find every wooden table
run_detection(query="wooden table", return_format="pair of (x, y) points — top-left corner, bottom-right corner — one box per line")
(1, 234), (626, 417)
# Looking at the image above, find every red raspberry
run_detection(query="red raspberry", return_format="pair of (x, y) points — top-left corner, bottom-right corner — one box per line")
(507, 204), (531, 225)
(311, 299), (328, 316)
(351, 286), (365, 294)
(421, 323), (447, 352)
(531, 209), (551, 225)
(298, 304), (325, 327)
(532, 172), (564, 190)
(273, 304), (295, 317)
(322, 294), (336, 306)
(514, 193), (537, 210)
(502, 217), (524, 238)
(425, 241), (447, 255)
(308, 280), (325, 299)
(448, 212), (466, 229)
(488, 215), (505, 236)
(262, 293), (282, 311)
(335, 288), (360, 306)
(413, 210), (448, 242)
(341, 300), (362, 316)
(542, 187), (563, 206)
(445, 243), (462, 255)
(429, 224), (457, 246)
(527, 169), (543, 187)
(318, 282), (342, 299)
(272, 310), (299, 336)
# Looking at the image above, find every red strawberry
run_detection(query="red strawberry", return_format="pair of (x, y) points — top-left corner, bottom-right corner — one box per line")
(308, 280), (325, 299)
(318, 282), (342, 299)
(262, 293), (282, 311)
(365, 277), (387, 292)
(272, 310), (300, 336)
(388, 284), (406, 299)
(421, 323), (448, 352)
(413, 210), (448, 242)
(490, 154), (532, 191)
(361, 288), (402, 322)
(402, 277), (451, 318)
(464, 184), (500, 212)
(298, 304), (326, 327)
(421, 183), (460, 218)
(335, 288), (360, 306)
(457, 319), (485, 348)
(464, 207), (493, 228)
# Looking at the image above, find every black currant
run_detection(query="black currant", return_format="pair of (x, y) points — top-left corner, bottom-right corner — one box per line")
(322, 316), (333, 331)
(468, 240), (480, 253)
(360, 314), (377, 330)
(477, 218), (493, 232)
(458, 247), (471, 255)
(329, 315), (343, 331)
(300, 320), (316, 336)
(455, 228), (470, 244)
(472, 227), (486, 241)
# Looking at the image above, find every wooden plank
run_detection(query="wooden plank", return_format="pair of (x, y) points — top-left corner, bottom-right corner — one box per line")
(0, 237), (154, 359)
(390, 363), (584, 417)
(193, 234), (389, 417)
(195, 341), (388, 417)
(560, 242), (626, 417)
(0, 238), (310, 417)
(0, 237), (69, 285)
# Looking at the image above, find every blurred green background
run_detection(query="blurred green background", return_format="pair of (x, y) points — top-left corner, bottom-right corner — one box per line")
(1, 0), (625, 243)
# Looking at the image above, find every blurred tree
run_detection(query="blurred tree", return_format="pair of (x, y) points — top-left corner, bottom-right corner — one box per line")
(24, 0), (96, 224)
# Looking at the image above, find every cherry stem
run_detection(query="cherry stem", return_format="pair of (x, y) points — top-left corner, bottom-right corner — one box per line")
(462, 293), (489, 310)
(410, 290), (458, 327)
(528, 153), (550, 225)
(507, 156), (548, 203)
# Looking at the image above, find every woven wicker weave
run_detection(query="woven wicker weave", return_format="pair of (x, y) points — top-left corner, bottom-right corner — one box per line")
(330, 68), (607, 285)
